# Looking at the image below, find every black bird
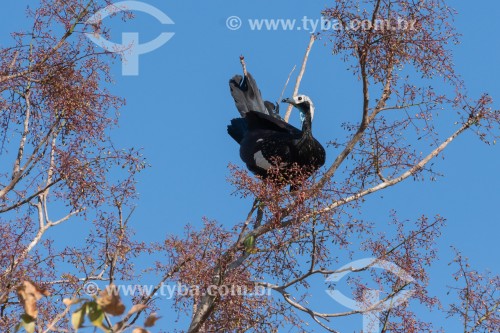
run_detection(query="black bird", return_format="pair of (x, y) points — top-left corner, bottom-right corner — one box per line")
(228, 72), (325, 180)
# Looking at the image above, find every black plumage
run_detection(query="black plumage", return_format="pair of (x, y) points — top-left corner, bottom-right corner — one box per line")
(228, 72), (325, 180)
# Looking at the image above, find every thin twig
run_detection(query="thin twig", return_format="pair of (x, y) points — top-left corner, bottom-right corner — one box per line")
(8, 51), (19, 70)
(284, 34), (316, 122)
(236, 199), (259, 244)
(278, 65), (296, 106)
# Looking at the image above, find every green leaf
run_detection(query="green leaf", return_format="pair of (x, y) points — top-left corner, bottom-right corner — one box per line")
(72, 303), (87, 330)
(19, 314), (36, 333)
(86, 301), (110, 333)
(243, 235), (255, 251)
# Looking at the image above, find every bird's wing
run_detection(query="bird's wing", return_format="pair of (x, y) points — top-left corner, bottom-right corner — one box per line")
(250, 138), (292, 172)
(227, 118), (247, 144)
(245, 111), (302, 136)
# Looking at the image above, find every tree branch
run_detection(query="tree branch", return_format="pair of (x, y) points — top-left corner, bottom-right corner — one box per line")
(313, 116), (476, 217)
(284, 34), (316, 122)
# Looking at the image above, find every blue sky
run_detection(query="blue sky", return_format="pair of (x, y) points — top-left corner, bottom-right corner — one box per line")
(1, 1), (499, 331)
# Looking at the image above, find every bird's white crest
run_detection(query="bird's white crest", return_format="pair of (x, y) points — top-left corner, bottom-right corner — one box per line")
(293, 94), (314, 121)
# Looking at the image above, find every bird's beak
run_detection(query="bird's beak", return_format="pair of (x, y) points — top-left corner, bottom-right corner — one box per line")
(282, 97), (295, 105)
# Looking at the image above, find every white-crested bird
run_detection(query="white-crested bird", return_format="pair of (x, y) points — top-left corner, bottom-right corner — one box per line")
(228, 72), (325, 181)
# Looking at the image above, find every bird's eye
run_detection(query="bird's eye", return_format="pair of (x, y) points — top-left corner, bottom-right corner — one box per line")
(298, 96), (303, 101)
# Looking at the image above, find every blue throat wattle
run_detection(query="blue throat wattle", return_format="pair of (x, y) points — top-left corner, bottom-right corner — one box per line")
(300, 111), (306, 125)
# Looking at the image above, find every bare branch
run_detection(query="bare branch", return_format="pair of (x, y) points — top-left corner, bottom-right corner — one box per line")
(314, 116), (476, 217)
(284, 34), (316, 122)
(13, 90), (32, 177)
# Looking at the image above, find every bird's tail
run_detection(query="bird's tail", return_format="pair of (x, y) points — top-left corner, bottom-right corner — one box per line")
(228, 72), (282, 144)
(229, 72), (280, 117)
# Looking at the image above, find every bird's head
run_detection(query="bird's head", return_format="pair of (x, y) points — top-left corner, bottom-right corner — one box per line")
(282, 95), (315, 123)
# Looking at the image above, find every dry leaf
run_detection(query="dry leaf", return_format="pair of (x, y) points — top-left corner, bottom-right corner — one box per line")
(132, 328), (149, 333)
(16, 281), (50, 318)
(96, 284), (125, 316)
(63, 298), (82, 306)
(144, 312), (161, 327)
